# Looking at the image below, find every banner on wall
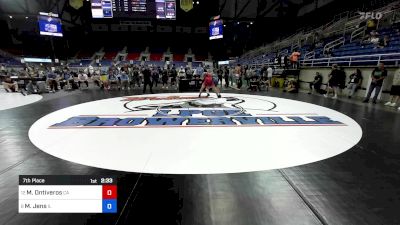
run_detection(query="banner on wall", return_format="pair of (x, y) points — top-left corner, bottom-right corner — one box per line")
(180, 0), (193, 12)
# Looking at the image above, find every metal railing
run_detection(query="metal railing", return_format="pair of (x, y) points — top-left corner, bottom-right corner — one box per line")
(301, 52), (400, 67)
(240, 53), (400, 68)
(323, 37), (345, 54)
(279, 49), (289, 56)
(304, 51), (315, 59)
(350, 26), (366, 43)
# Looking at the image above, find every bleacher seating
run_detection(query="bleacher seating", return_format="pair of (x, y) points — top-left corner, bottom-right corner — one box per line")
(144, 61), (165, 67)
(127, 46), (144, 53)
(126, 53), (141, 61)
(150, 47), (166, 53)
(192, 62), (202, 68)
(195, 55), (207, 61)
(173, 54), (185, 62)
(0, 55), (22, 67)
(99, 60), (112, 66)
(240, 21), (400, 68)
(150, 53), (163, 61)
(103, 52), (118, 60)
(76, 46), (98, 59)
(192, 47), (208, 61)
(126, 46), (144, 62)
(69, 59), (93, 67)
(172, 61), (188, 68)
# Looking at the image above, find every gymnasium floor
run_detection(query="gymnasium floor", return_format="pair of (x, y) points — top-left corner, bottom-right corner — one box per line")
(0, 87), (399, 225)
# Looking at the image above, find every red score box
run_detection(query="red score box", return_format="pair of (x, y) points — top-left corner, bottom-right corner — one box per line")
(102, 185), (117, 199)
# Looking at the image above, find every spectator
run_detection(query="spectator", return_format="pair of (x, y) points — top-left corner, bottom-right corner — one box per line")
(366, 19), (378, 33)
(338, 67), (347, 91)
(100, 70), (109, 90)
(88, 65), (94, 76)
(363, 62), (387, 104)
(78, 71), (89, 89)
(370, 34), (380, 45)
(161, 68), (169, 89)
(224, 66), (229, 88)
(178, 66), (186, 79)
(347, 69), (363, 98)
(308, 72), (323, 94)
(25, 80), (39, 94)
(119, 68), (129, 90)
(185, 66), (193, 80)
(2, 76), (19, 93)
(60, 69), (74, 90)
(283, 80), (298, 93)
(47, 70), (59, 93)
(245, 67), (252, 86)
(152, 67), (160, 87)
(170, 66), (177, 87)
(132, 66), (141, 88)
(0, 64), (5, 73)
(107, 70), (118, 90)
(377, 36), (390, 48)
(384, 68), (400, 109)
(277, 55), (282, 67)
(290, 50), (301, 69)
(361, 30), (378, 46)
(267, 66), (273, 87)
(142, 66), (153, 94)
(248, 76), (261, 92)
(217, 67), (223, 87)
(280, 55), (286, 68)
(194, 64), (204, 79)
(324, 64), (341, 99)
(235, 64), (242, 89)
(324, 48), (334, 58)
(92, 69), (102, 88)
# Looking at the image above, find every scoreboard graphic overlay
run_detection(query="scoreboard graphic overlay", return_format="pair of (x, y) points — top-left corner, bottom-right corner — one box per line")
(19, 175), (117, 213)
(91, 0), (176, 19)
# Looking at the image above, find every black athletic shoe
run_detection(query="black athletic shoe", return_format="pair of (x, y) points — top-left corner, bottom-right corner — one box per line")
(217, 94), (221, 98)
(362, 99), (369, 103)
(207, 93), (210, 97)
(348, 96), (351, 99)
(372, 101), (377, 104)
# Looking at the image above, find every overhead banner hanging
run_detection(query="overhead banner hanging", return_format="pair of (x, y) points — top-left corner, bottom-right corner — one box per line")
(69, 0), (84, 10)
(180, 0), (193, 12)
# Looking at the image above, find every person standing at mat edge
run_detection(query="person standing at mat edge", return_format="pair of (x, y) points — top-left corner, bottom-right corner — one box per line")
(363, 62), (387, 104)
(384, 67), (400, 110)
(142, 66), (153, 94)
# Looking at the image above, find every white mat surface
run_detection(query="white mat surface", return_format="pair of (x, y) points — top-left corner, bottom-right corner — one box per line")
(0, 93), (43, 111)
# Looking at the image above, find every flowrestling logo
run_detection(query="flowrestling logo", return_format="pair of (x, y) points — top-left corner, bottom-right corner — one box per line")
(49, 95), (346, 128)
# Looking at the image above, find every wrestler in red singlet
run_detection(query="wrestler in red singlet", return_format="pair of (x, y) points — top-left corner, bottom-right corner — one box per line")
(199, 72), (221, 98)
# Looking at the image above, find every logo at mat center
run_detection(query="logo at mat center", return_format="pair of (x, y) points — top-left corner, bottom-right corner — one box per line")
(50, 95), (346, 128)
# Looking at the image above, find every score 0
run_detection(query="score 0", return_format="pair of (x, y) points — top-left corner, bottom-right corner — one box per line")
(102, 184), (117, 213)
